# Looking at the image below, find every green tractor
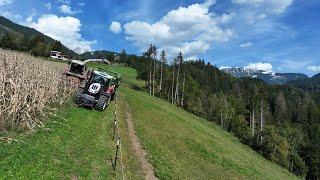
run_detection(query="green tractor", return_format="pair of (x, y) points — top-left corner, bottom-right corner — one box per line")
(73, 69), (121, 110)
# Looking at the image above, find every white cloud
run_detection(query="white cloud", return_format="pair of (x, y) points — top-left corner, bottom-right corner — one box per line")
(45, 2), (52, 10)
(26, 16), (33, 23)
(232, 0), (293, 14)
(215, 12), (235, 24)
(56, 0), (70, 4)
(78, 2), (85, 6)
(258, 13), (267, 19)
(109, 21), (122, 34)
(1, 11), (22, 20)
(243, 12), (268, 24)
(307, 66), (320, 73)
(0, 0), (12, 6)
(244, 62), (273, 72)
(219, 66), (231, 70)
(30, 14), (96, 54)
(59, 4), (76, 15)
(24, 10), (36, 25)
(123, 0), (234, 59)
(240, 42), (252, 48)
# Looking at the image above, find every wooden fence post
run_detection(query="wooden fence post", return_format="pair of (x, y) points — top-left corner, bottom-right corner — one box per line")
(113, 120), (117, 140)
(113, 139), (120, 170)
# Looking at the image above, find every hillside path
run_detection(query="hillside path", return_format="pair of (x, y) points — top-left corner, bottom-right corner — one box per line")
(124, 102), (158, 180)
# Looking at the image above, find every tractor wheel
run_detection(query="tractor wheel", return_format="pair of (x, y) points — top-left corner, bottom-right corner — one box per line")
(95, 95), (110, 111)
(111, 92), (116, 101)
(73, 89), (83, 105)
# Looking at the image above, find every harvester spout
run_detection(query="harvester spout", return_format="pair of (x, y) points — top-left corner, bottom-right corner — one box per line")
(83, 59), (108, 64)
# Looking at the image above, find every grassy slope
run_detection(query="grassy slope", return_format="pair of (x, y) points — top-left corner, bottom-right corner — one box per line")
(0, 102), (116, 179)
(0, 63), (144, 179)
(0, 62), (297, 179)
(109, 65), (297, 179)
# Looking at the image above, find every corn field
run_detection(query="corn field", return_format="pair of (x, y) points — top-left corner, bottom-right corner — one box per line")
(0, 49), (77, 131)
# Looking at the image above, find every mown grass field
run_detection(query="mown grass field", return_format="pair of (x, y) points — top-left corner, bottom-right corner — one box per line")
(0, 61), (297, 179)
(1, 101), (112, 178)
(0, 61), (144, 179)
(109, 64), (297, 179)
(120, 87), (297, 179)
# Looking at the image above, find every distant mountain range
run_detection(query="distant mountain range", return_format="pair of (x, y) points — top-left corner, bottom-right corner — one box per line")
(220, 67), (308, 84)
(80, 50), (117, 60)
(0, 16), (77, 57)
(288, 73), (320, 92)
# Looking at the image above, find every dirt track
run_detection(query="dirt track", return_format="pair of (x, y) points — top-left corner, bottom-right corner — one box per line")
(125, 102), (158, 180)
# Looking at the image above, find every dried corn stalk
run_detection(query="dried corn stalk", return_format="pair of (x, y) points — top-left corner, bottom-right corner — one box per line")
(0, 49), (77, 131)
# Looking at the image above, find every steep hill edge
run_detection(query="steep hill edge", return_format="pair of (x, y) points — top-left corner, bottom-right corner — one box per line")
(118, 86), (297, 179)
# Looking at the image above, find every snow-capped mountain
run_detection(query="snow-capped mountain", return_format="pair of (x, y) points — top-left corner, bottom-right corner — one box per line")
(220, 67), (308, 84)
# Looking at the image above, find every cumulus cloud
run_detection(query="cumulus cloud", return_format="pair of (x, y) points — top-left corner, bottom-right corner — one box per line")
(307, 66), (320, 73)
(56, 0), (70, 4)
(0, 0), (12, 6)
(30, 14), (96, 54)
(45, 2), (52, 11)
(1, 11), (22, 20)
(26, 16), (33, 23)
(232, 0), (293, 14)
(244, 62), (273, 72)
(219, 66), (231, 70)
(123, 0), (234, 59)
(109, 21), (122, 34)
(240, 42), (252, 48)
(215, 12), (236, 24)
(59, 4), (76, 15)
(78, 2), (85, 6)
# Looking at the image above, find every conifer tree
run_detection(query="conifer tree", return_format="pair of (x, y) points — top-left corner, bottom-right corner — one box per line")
(159, 50), (167, 94)
(174, 51), (183, 104)
(151, 45), (157, 96)
(171, 59), (176, 104)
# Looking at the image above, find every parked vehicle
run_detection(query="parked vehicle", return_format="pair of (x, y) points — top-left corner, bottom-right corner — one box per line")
(50, 51), (62, 59)
(50, 51), (69, 60)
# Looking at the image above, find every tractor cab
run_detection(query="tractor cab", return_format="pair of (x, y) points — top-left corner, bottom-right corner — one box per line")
(73, 70), (118, 110)
(66, 60), (88, 79)
(86, 71), (114, 92)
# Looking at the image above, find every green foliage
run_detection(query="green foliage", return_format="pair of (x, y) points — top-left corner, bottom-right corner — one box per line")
(0, 32), (68, 58)
(0, 16), (77, 58)
(119, 49), (127, 63)
(118, 50), (320, 179)
(0, 32), (17, 49)
(120, 86), (297, 179)
(31, 42), (47, 57)
(229, 115), (251, 141)
(50, 40), (63, 52)
(288, 73), (320, 93)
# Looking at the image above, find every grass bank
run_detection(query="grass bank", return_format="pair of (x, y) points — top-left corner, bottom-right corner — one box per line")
(0, 62), (297, 179)
(120, 87), (297, 179)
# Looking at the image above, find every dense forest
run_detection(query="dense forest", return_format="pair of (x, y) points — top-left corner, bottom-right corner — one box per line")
(116, 45), (320, 179)
(1, 15), (319, 177)
(0, 16), (76, 58)
(0, 32), (64, 57)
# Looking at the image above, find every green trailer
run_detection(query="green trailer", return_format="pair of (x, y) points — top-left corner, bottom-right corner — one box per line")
(98, 68), (122, 87)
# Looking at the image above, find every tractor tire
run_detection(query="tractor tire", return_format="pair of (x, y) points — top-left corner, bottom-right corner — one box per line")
(95, 95), (110, 111)
(111, 92), (116, 101)
(73, 89), (84, 105)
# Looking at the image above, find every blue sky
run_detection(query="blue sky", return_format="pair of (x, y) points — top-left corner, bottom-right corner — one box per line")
(0, 0), (319, 76)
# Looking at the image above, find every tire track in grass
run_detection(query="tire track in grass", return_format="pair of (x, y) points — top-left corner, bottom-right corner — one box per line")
(124, 101), (158, 180)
